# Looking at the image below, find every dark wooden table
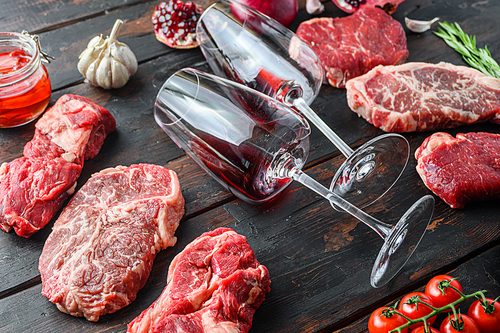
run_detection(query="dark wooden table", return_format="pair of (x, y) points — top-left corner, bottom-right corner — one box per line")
(1, 0), (500, 332)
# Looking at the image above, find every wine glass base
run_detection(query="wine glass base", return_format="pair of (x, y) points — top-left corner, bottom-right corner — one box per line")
(370, 195), (435, 288)
(330, 133), (410, 210)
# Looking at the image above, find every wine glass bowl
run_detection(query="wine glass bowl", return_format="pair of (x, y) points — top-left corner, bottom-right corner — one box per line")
(195, 0), (410, 209)
(154, 68), (311, 204)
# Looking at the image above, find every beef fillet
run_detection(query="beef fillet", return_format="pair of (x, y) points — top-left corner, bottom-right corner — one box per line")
(415, 132), (500, 208)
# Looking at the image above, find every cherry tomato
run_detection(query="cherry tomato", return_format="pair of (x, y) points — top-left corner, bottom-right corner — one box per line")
(399, 292), (436, 330)
(467, 297), (500, 333)
(410, 327), (441, 333)
(368, 306), (408, 333)
(440, 313), (480, 333)
(425, 275), (463, 311)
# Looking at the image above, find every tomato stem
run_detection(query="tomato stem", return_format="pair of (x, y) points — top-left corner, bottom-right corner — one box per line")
(388, 290), (488, 333)
(478, 295), (500, 315)
(448, 309), (467, 330)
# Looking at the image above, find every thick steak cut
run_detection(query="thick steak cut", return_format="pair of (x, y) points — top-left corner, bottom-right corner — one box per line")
(24, 94), (116, 165)
(39, 164), (184, 321)
(128, 228), (271, 333)
(347, 62), (500, 132)
(415, 132), (500, 209)
(296, 7), (408, 88)
(0, 94), (115, 237)
(0, 157), (82, 237)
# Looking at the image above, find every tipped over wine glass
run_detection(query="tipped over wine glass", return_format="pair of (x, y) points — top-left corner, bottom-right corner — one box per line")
(196, 0), (410, 210)
(154, 68), (435, 288)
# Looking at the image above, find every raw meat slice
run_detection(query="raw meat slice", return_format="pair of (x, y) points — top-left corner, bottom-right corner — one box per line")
(0, 94), (115, 237)
(415, 132), (500, 209)
(346, 62), (500, 132)
(24, 94), (116, 165)
(0, 157), (81, 237)
(296, 7), (408, 88)
(127, 228), (271, 333)
(39, 164), (185, 322)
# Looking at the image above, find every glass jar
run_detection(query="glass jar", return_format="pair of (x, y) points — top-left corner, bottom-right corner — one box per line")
(0, 32), (52, 128)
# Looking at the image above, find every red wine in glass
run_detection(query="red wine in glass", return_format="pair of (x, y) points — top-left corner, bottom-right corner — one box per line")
(189, 127), (308, 203)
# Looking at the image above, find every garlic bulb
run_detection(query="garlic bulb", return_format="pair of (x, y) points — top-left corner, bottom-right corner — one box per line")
(78, 19), (138, 89)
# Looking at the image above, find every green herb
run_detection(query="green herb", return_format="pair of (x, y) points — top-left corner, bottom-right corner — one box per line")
(434, 21), (500, 78)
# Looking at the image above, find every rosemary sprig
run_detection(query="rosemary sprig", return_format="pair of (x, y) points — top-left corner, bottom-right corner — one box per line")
(433, 21), (500, 78)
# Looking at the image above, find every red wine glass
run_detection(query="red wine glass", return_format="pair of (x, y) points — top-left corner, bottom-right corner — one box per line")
(196, 0), (410, 210)
(154, 68), (435, 287)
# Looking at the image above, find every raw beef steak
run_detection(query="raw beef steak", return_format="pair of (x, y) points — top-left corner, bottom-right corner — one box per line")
(39, 164), (184, 322)
(415, 132), (500, 209)
(0, 157), (82, 237)
(0, 94), (115, 237)
(296, 7), (408, 88)
(24, 94), (116, 165)
(347, 62), (500, 132)
(127, 228), (271, 333)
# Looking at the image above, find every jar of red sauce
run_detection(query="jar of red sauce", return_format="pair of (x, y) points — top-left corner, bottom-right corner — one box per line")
(0, 32), (52, 128)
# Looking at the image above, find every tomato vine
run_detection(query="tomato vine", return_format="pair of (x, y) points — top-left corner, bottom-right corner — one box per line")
(386, 287), (489, 332)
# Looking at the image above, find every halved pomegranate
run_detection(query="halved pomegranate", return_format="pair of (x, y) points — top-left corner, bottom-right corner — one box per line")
(151, 0), (203, 49)
(332, 0), (406, 14)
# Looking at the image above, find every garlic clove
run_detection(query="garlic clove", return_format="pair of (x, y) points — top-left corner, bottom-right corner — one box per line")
(84, 59), (99, 86)
(96, 52), (112, 89)
(88, 35), (104, 49)
(110, 42), (137, 77)
(405, 17), (440, 33)
(111, 59), (130, 89)
(306, 0), (325, 15)
(77, 47), (96, 75)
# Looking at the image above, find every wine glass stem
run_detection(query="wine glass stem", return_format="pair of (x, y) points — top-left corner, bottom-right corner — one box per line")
(292, 97), (354, 157)
(289, 166), (392, 239)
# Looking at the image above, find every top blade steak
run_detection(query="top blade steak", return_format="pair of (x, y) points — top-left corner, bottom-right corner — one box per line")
(39, 164), (185, 321)
(346, 62), (500, 132)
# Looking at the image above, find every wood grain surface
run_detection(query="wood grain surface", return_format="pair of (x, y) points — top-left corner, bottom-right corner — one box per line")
(1, 0), (499, 332)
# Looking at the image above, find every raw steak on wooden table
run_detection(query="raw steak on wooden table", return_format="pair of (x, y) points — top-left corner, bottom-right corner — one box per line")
(0, 94), (115, 237)
(296, 7), (408, 88)
(346, 62), (500, 132)
(415, 132), (500, 209)
(39, 164), (184, 321)
(128, 227), (271, 333)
